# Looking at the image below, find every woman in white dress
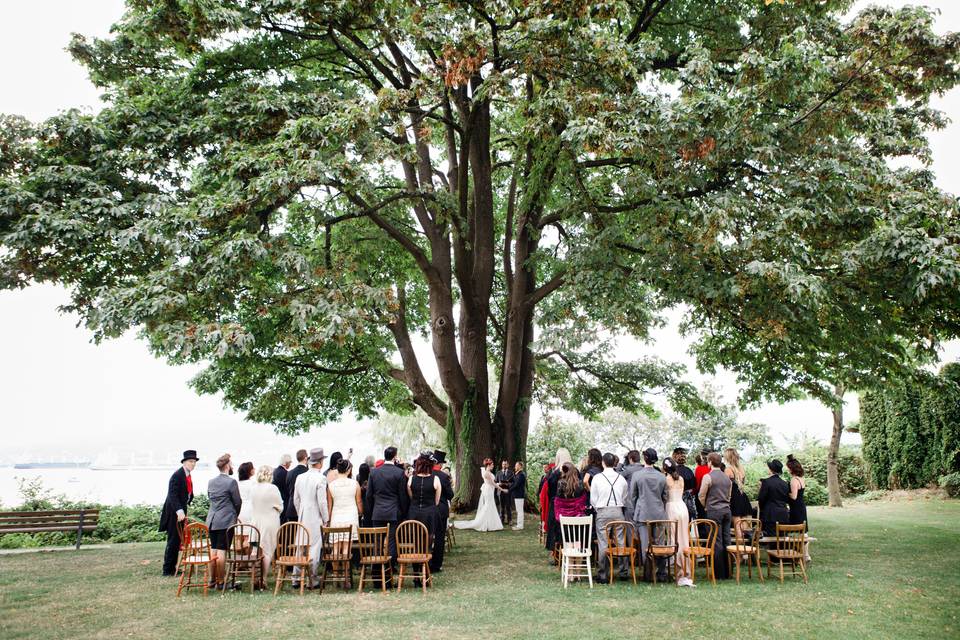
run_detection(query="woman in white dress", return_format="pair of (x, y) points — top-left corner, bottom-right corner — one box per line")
(327, 459), (362, 563)
(249, 465), (283, 579)
(237, 461), (255, 523)
(454, 458), (504, 532)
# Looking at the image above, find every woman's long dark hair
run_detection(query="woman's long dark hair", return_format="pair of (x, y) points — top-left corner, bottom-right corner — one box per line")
(558, 462), (582, 498)
(328, 451), (344, 471)
(357, 463), (370, 487)
(663, 457), (679, 480)
(586, 448), (602, 469)
(237, 461), (254, 481)
(786, 454), (804, 477)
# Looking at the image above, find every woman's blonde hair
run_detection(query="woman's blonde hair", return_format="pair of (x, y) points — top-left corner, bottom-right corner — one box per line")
(554, 448), (572, 467)
(256, 465), (274, 483)
(723, 447), (745, 485)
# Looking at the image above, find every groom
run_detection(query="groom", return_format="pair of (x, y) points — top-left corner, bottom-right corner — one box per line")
(495, 460), (515, 526)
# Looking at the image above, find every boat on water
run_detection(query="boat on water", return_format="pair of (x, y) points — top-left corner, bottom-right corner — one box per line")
(13, 461), (92, 469)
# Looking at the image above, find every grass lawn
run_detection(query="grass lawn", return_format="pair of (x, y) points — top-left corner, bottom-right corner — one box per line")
(1, 498), (958, 640)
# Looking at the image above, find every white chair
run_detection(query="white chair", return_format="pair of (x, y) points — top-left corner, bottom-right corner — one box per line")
(559, 515), (593, 588)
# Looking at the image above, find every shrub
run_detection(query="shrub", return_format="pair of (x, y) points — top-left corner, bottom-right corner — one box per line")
(803, 478), (829, 506)
(939, 472), (960, 498)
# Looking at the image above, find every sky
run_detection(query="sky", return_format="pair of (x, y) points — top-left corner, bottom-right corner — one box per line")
(0, 1), (958, 465)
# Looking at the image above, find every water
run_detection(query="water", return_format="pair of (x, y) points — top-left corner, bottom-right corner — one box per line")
(0, 467), (223, 507)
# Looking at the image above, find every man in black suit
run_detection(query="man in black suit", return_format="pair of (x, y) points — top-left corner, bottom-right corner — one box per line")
(430, 450), (455, 573)
(284, 449), (309, 522)
(272, 453), (292, 523)
(495, 459), (515, 525)
(509, 461), (527, 530)
(159, 450), (198, 576)
(365, 446), (408, 562)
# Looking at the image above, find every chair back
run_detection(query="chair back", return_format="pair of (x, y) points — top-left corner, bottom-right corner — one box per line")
(604, 520), (637, 551)
(321, 526), (354, 559)
(559, 515), (592, 553)
(358, 526), (390, 560)
(396, 520), (430, 558)
(227, 523), (262, 561)
(646, 519), (679, 555)
(774, 522), (806, 556)
(183, 522), (211, 560)
(689, 518), (718, 552)
(734, 517), (762, 553)
(276, 522), (311, 561)
(177, 516), (193, 550)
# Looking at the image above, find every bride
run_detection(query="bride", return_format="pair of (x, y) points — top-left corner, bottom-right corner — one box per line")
(454, 458), (503, 532)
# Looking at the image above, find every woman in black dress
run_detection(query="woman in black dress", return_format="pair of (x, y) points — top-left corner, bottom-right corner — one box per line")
(581, 448), (604, 491)
(758, 459), (791, 537)
(723, 447), (753, 532)
(406, 454), (441, 546)
(786, 454), (810, 561)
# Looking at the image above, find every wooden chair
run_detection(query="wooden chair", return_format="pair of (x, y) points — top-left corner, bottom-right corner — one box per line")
(273, 522), (311, 595)
(318, 526), (353, 592)
(645, 519), (679, 585)
(357, 526), (392, 592)
(687, 518), (718, 586)
(726, 517), (764, 584)
(225, 523), (263, 593)
(175, 516), (193, 577)
(559, 515), (593, 588)
(396, 520), (432, 593)
(767, 523), (808, 583)
(603, 520), (638, 584)
(176, 522), (213, 597)
(445, 518), (456, 550)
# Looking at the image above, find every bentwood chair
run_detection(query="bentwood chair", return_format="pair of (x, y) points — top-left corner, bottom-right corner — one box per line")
(273, 522), (311, 595)
(446, 517), (457, 550)
(225, 523), (263, 593)
(176, 522), (213, 597)
(175, 516), (194, 577)
(396, 520), (432, 593)
(726, 517), (764, 584)
(645, 520), (679, 585)
(766, 523), (808, 583)
(357, 526), (393, 592)
(604, 520), (639, 584)
(687, 519), (718, 586)
(318, 526), (354, 592)
(559, 515), (593, 588)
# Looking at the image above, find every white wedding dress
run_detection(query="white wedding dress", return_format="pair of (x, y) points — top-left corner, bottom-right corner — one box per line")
(454, 467), (504, 532)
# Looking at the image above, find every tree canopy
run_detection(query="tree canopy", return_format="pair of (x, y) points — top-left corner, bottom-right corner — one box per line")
(2, 0), (959, 506)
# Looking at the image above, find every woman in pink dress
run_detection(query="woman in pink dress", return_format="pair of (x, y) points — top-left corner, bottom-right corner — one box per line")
(664, 457), (694, 587)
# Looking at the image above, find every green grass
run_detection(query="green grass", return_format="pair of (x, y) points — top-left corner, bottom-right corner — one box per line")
(1, 499), (958, 640)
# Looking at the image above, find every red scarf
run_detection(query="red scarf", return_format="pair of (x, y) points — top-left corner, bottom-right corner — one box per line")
(185, 472), (193, 496)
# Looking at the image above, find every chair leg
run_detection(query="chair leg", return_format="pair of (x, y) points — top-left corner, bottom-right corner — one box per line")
(422, 563), (428, 594)
(381, 564), (387, 593)
(358, 565), (365, 592)
(756, 552), (764, 583)
(396, 563), (404, 592)
(631, 554), (637, 585)
(799, 558), (808, 584)
(274, 565), (282, 596)
(300, 565), (306, 595)
(587, 558), (593, 588)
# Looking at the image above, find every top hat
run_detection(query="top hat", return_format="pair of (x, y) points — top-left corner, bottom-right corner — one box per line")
(432, 450), (447, 465)
(181, 450), (199, 463)
(309, 448), (327, 465)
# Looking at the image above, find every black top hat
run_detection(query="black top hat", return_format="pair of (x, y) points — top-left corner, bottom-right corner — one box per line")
(181, 450), (199, 463)
(768, 459), (784, 475)
(432, 450), (447, 464)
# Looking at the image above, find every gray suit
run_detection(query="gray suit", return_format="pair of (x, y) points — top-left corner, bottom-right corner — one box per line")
(206, 473), (241, 531)
(625, 466), (668, 580)
(619, 462), (645, 484)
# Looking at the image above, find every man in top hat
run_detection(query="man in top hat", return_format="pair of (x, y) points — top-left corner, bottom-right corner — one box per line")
(159, 449), (198, 576)
(429, 450), (454, 573)
(293, 447), (330, 587)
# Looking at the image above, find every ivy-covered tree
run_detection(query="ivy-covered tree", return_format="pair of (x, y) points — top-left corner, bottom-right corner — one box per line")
(2, 1), (959, 508)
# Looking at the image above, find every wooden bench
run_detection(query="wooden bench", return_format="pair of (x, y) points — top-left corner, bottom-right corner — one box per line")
(0, 509), (100, 549)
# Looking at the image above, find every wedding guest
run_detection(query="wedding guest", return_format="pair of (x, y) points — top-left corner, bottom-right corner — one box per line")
(250, 465), (283, 581)
(544, 448), (572, 553)
(430, 451), (454, 573)
(366, 446), (409, 563)
(327, 458), (361, 586)
(673, 447), (698, 521)
(237, 461), (255, 523)
(590, 452), (628, 583)
(538, 462), (555, 540)
(664, 457), (693, 586)
(694, 450), (711, 522)
(625, 448), (668, 582)
(357, 462), (372, 527)
(787, 454), (810, 561)
(326, 450), (345, 483)
(159, 449), (197, 576)
(619, 450), (643, 483)
(509, 462), (527, 531)
(758, 459), (791, 537)
(207, 453), (242, 590)
(582, 448), (603, 490)
(272, 454), (292, 523)
(554, 462), (588, 520)
(723, 448), (753, 529)
(407, 454), (441, 557)
(284, 449), (309, 522)
(294, 448), (329, 588)
(698, 452), (732, 580)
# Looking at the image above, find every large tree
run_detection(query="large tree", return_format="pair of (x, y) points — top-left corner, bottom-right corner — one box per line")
(2, 1), (959, 508)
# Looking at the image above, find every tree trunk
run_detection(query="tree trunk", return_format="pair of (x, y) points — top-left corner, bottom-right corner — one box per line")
(827, 384), (845, 508)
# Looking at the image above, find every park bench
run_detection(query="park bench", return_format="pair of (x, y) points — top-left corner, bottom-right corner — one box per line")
(0, 509), (100, 549)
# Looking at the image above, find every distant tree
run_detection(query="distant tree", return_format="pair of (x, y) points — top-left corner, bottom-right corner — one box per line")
(372, 408), (446, 461)
(526, 414), (591, 475)
(588, 408), (672, 454)
(670, 386), (772, 454)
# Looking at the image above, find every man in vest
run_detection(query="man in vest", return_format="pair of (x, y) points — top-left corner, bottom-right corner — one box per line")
(698, 451), (733, 580)
(590, 452), (628, 583)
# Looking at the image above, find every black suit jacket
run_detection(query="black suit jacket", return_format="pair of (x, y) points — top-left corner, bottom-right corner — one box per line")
(508, 471), (527, 500)
(284, 464), (308, 520)
(434, 469), (454, 517)
(272, 465), (289, 506)
(365, 462), (409, 522)
(159, 467), (193, 532)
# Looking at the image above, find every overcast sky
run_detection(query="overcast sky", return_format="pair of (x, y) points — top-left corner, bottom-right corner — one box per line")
(1, 1), (958, 464)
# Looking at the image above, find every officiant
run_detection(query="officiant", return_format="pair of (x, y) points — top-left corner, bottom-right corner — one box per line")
(495, 459), (515, 526)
